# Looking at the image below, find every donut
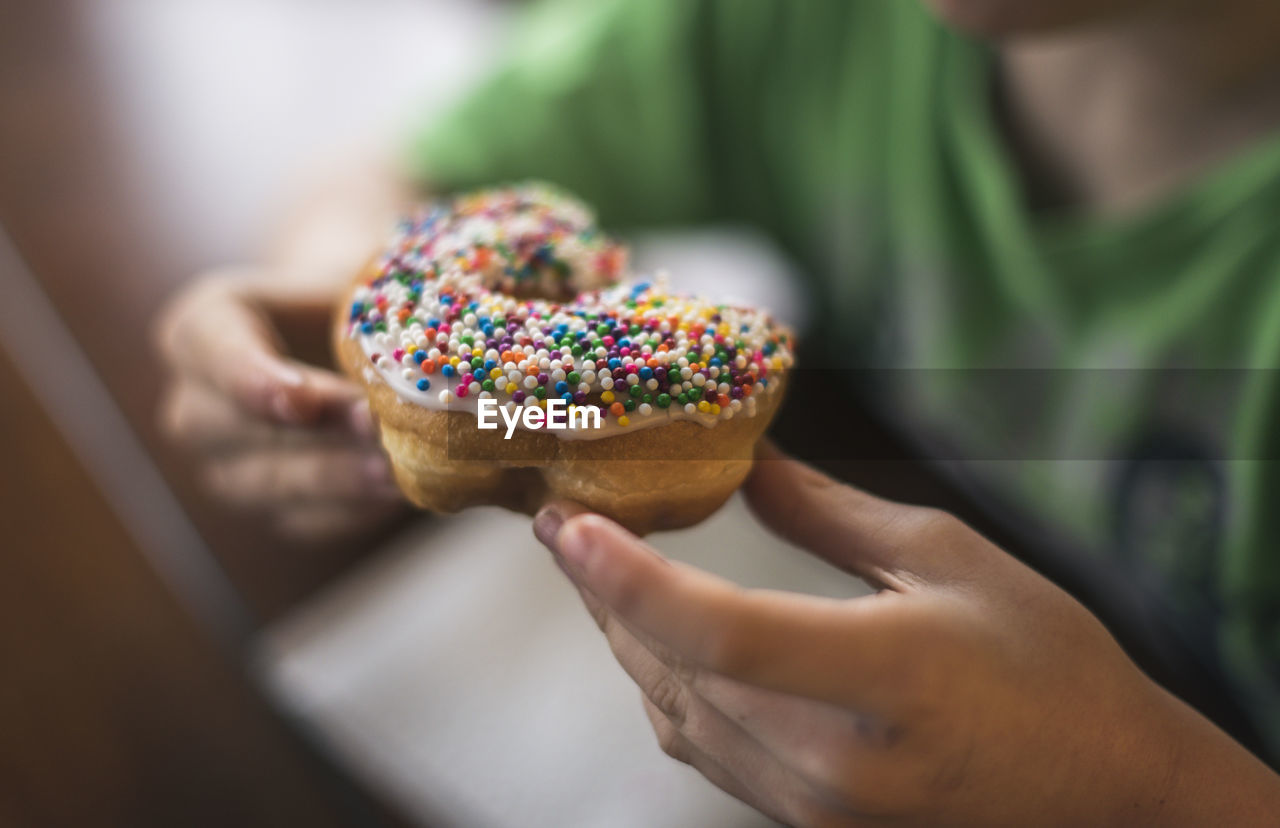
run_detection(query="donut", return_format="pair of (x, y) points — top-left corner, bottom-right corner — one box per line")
(334, 183), (794, 535)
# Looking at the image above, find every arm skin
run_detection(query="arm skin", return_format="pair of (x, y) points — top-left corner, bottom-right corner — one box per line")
(534, 442), (1280, 827)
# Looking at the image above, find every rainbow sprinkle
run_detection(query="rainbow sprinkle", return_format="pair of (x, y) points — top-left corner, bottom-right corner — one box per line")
(348, 183), (794, 434)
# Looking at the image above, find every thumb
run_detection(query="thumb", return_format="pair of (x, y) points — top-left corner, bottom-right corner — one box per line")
(158, 275), (361, 426)
(743, 441), (972, 589)
(533, 502), (917, 711)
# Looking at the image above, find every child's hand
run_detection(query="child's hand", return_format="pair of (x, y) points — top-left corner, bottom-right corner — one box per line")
(154, 268), (406, 542)
(534, 444), (1280, 826)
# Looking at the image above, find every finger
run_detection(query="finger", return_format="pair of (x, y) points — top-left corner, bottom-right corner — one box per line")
(539, 528), (803, 821)
(745, 440), (973, 587)
(533, 499), (589, 550)
(204, 448), (401, 508)
(573, 556), (908, 815)
(580, 580), (702, 732)
(638, 696), (819, 827)
(687, 668), (906, 809)
(594, 586), (838, 824)
(536, 506), (918, 711)
(162, 381), (377, 452)
(156, 273), (360, 425)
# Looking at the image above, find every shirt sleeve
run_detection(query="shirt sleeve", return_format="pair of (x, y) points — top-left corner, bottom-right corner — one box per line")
(407, 0), (717, 229)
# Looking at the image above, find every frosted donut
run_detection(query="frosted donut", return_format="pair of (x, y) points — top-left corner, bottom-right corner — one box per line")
(334, 183), (794, 535)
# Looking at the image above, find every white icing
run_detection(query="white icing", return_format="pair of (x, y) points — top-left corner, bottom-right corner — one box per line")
(358, 330), (775, 441)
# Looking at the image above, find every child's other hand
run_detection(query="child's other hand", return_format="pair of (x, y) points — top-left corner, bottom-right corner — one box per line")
(534, 443), (1280, 826)
(154, 268), (406, 542)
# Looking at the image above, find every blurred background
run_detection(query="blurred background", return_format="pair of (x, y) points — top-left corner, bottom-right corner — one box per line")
(23, 1), (1268, 825)
(0, 1), (851, 825)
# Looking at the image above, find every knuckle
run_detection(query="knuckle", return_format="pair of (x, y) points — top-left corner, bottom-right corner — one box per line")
(230, 366), (283, 416)
(646, 671), (689, 728)
(909, 509), (981, 566)
(773, 462), (844, 523)
(912, 507), (964, 539)
(872, 506), (967, 558)
(669, 656), (699, 687)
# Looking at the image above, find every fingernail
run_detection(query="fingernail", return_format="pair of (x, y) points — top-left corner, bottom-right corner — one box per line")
(533, 503), (568, 549)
